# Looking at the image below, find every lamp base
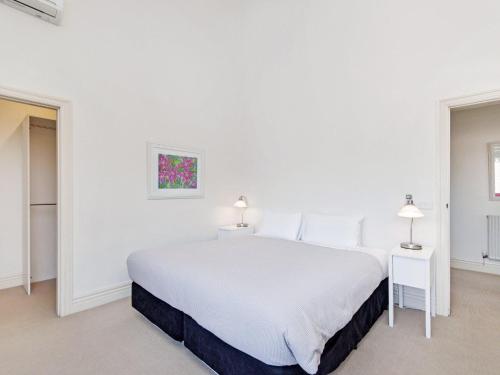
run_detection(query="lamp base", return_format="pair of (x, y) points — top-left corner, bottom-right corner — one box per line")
(400, 242), (422, 250)
(236, 223), (249, 228)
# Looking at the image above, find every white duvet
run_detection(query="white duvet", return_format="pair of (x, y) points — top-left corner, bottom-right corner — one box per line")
(127, 236), (387, 374)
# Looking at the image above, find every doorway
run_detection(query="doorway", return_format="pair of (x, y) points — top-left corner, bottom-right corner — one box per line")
(0, 86), (73, 317)
(437, 90), (500, 317)
(450, 103), (500, 275)
(0, 98), (57, 307)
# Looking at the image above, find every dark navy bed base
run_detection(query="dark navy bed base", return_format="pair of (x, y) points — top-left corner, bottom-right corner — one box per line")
(132, 278), (388, 375)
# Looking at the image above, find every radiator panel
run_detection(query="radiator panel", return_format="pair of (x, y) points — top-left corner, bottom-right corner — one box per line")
(487, 215), (500, 261)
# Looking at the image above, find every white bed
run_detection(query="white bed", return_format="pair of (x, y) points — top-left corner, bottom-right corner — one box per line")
(127, 235), (387, 374)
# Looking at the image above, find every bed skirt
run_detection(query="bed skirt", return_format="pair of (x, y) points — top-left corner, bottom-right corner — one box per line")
(131, 278), (388, 375)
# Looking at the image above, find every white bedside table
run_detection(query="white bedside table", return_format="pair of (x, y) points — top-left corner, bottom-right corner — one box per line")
(217, 225), (254, 240)
(388, 246), (435, 338)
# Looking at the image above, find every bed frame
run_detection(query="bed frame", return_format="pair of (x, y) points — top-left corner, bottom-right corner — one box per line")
(132, 278), (388, 375)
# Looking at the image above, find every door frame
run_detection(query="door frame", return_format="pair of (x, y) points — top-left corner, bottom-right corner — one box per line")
(21, 117), (31, 295)
(437, 89), (500, 316)
(0, 86), (73, 317)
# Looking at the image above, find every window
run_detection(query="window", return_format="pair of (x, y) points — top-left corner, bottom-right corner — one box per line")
(488, 143), (500, 200)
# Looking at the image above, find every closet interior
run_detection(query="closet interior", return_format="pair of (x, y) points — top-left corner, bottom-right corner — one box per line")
(29, 116), (58, 290)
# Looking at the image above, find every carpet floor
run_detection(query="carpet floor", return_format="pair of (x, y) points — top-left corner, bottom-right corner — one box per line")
(0, 269), (499, 375)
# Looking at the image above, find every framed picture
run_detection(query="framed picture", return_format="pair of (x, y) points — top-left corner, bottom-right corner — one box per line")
(147, 143), (204, 199)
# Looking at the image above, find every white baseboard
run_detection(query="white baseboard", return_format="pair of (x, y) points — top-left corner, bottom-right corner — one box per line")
(71, 281), (131, 314)
(32, 273), (57, 283)
(451, 259), (500, 276)
(0, 274), (23, 290)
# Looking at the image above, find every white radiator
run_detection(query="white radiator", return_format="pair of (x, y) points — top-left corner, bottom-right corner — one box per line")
(487, 215), (500, 261)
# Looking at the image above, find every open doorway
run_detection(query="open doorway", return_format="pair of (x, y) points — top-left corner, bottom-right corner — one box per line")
(0, 98), (58, 312)
(437, 90), (500, 317)
(0, 86), (73, 317)
(447, 101), (500, 321)
(450, 102), (500, 275)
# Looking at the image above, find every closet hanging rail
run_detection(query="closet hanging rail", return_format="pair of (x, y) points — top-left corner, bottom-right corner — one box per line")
(30, 203), (57, 206)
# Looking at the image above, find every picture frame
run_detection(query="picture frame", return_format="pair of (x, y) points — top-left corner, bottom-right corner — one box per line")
(147, 143), (204, 199)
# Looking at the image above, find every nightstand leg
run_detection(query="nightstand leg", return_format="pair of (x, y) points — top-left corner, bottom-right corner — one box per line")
(388, 256), (394, 327)
(431, 254), (436, 317)
(425, 260), (431, 338)
(431, 281), (436, 318)
(398, 285), (404, 308)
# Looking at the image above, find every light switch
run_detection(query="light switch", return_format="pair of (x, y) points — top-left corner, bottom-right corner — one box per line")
(417, 201), (433, 210)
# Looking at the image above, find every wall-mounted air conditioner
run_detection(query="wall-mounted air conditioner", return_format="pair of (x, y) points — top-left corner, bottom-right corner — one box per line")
(0, 0), (63, 25)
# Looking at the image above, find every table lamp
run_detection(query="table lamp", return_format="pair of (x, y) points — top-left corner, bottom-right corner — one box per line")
(398, 194), (424, 250)
(234, 196), (248, 227)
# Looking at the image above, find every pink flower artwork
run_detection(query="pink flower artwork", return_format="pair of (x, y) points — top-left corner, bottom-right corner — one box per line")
(158, 154), (197, 189)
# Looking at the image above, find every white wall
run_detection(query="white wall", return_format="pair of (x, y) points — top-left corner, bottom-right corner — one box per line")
(0, 100), (56, 289)
(30, 121), (57, 282)
(238, 0), (500, 252)
(3, 0), (500, 308)
(0, 0), (245, 299)
(451, 104), (500, 263)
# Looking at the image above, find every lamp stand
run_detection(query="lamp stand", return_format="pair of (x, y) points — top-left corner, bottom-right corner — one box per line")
(400, 217), (422, 250)
(236, 208), (248, 227)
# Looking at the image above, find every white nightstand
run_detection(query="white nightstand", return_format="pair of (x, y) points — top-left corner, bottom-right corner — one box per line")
(388, 246), (435, 338)
(217, 225), (254, 240)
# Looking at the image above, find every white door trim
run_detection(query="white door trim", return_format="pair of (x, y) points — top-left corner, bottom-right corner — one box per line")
(0, 85), (74, 317)
(437, 89), (500, 316)
(21, 116), (31, 295)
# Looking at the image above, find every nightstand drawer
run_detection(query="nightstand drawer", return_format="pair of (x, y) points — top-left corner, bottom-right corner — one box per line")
(218, 226), (254, 240)
(392, 256), (426, 289)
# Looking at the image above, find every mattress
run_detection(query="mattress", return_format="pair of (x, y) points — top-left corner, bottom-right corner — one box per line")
(127, 236), (387, 374)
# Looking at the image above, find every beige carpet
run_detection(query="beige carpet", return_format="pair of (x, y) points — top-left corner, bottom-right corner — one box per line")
(0, 269), (499, 375)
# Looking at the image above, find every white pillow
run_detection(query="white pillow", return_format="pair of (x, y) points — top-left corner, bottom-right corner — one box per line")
(255, 211), (302, 241)
(300, 214), (363, 248)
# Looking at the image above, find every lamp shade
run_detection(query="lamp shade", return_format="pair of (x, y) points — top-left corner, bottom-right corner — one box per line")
(398, 204), (424, 218)
(234, 196), (248, 208)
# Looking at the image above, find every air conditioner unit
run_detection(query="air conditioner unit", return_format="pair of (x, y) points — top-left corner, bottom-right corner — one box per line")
(0, 0), (63, 25)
